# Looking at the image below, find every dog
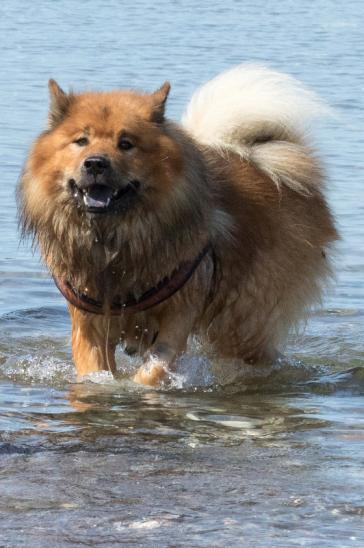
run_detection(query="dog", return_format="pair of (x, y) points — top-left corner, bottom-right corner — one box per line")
(18, 65), (338, 386)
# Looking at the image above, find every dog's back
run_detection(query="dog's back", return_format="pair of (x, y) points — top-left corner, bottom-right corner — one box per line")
(183, 65), (338, 360)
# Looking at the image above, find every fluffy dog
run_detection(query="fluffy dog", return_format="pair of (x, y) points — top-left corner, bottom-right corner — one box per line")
(18, 65), (338, 385)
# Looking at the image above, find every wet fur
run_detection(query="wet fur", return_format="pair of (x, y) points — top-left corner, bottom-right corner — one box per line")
(18, 65), (338, 384)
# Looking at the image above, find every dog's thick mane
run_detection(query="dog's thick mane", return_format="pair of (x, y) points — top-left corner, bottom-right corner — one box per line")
(18, 123), (225, 299)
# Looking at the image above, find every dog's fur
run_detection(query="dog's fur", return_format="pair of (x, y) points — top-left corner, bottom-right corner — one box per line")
(18, 65), (338, 385)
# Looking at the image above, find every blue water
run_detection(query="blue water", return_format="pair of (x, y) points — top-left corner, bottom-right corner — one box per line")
(0, 1), (364, 546)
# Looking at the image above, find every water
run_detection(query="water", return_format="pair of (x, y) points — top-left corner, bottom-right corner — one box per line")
(1, 1), (364, 546)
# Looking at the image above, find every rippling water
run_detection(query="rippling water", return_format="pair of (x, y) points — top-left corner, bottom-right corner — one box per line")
(1, 1), (364, 546)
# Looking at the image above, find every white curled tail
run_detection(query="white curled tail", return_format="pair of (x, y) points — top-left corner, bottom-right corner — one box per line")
(182, 64), (331, 193)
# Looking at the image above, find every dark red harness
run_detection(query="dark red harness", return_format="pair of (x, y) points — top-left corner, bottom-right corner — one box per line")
(52, 244), (210, 315)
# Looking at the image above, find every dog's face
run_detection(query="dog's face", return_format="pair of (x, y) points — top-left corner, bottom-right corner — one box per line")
(22, 80), (186, 224)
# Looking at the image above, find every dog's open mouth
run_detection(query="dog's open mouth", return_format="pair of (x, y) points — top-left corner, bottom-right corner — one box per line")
(70, 180), (140, 213)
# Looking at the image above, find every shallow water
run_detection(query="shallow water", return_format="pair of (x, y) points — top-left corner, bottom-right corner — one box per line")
(1, 1), (364, 546)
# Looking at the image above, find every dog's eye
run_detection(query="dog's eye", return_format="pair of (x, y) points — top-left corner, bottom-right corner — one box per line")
(118, 138), (134, 151)
(74, 137), (89, 147)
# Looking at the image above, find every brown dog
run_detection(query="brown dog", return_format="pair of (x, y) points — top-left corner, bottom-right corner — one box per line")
(18, 65), (338, 386)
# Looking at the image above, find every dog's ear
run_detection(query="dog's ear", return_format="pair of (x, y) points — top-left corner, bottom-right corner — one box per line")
(151, 81), (171, 123)
(48, 79), (73, 128)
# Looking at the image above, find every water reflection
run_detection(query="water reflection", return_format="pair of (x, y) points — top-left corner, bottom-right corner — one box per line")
(1, 354), (363, 546)
(0, 378), (354, 450)
(1, 379), (363, 545)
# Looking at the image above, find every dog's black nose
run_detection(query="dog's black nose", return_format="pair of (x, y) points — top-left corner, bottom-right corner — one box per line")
(83, 155), (110, 175)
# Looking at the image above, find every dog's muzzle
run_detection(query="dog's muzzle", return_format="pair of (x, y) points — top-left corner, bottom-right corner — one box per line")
(69, 155), (140, 214)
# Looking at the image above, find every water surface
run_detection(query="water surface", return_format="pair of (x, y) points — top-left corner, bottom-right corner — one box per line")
(1, 1), (364, 546)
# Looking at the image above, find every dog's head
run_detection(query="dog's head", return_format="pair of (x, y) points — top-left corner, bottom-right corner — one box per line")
(21, 80), (193, 221)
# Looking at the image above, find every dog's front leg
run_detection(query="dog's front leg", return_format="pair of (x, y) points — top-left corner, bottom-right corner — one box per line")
(69, 305), (117, 378)
(132, 307), (195, 386)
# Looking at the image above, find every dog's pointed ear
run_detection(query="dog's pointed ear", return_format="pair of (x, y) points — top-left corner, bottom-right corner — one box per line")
(48, 79), (73, 128)
(151, 81), (171, 123)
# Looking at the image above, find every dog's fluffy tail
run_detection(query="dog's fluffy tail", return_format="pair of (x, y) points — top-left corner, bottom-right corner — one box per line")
(182, 64), (331, 194)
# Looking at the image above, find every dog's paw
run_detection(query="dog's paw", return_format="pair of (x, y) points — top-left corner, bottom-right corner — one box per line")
(132, 360), (169, 387)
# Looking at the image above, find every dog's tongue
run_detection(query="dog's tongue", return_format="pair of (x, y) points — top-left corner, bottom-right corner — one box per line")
(83, 185), (113, 208)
